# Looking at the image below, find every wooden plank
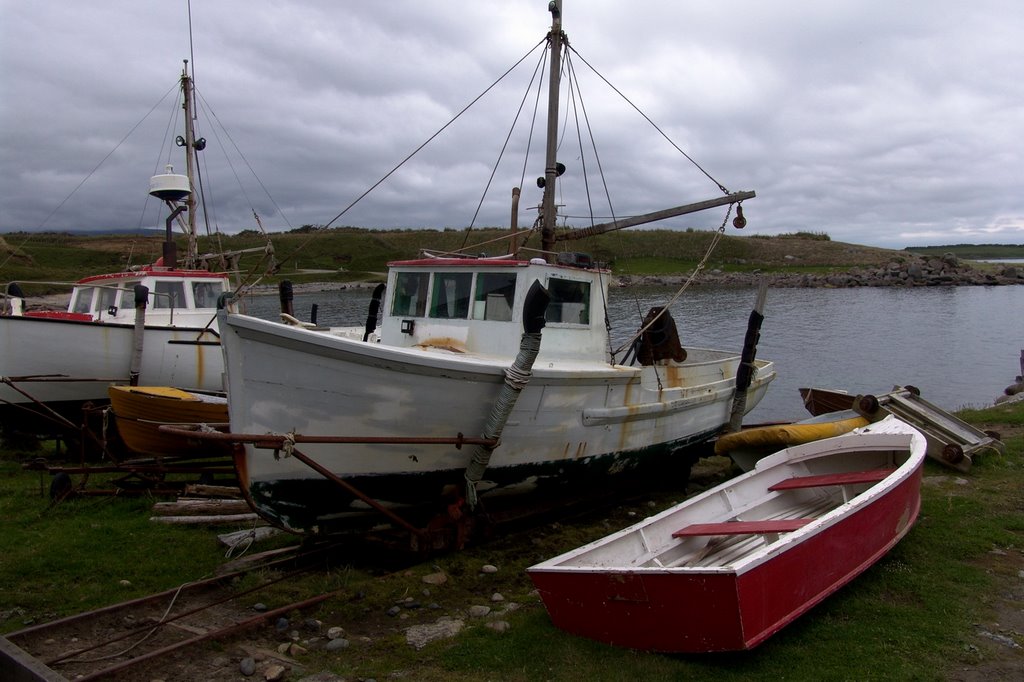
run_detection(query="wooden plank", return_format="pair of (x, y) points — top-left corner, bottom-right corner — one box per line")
(768, 468), (894, 491)
(152, 499), (251, 516)
(149, 513), (259, 525)
(672, 518), (813, 537)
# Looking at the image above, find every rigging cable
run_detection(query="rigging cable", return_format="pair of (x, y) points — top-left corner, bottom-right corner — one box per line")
(567, 45), (731, 196)
(462, 39), (549, 241)
(0, 82), (180, 275)
(314, 37), (547, 233)
(611, 203), (735, 362)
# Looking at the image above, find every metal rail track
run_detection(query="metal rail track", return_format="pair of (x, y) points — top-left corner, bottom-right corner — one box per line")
(1, 546), (341, 681)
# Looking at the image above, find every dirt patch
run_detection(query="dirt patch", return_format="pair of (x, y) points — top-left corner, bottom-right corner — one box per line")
(947, 547), (1024, 680)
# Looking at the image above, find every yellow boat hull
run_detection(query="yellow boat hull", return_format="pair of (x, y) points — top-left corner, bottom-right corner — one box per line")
(108, 385), (229, 458)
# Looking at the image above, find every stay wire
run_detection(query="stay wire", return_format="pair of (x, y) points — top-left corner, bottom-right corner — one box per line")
(567, 45), (730, 195)
(0, 82), (180, 274)
(463, 40), (549, 242)
(193, 88), (292, 233)
(611, 204), (734, 360)
(310, 35), (548, 239)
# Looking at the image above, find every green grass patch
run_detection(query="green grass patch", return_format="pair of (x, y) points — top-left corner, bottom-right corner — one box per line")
(1, 403), (1021, 679)
(2, 228), (912, 292)
(0, 460), (225, 626)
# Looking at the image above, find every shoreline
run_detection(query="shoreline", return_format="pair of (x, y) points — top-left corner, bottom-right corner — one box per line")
(19, 257), (1024, 311)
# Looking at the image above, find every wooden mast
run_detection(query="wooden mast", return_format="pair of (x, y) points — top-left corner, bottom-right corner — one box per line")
(535, 1), (754, 254)
(181, 61), (199, 267)
(539, 0), (563, 261)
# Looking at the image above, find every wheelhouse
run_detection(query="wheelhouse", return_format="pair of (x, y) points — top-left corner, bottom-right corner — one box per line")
(380, 258), (610, 362)
(68, 269), (229, 321)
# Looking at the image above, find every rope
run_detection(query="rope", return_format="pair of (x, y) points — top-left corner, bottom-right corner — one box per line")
(57, 578), (198, 664)
(612, 204), (735, 359)
(274, 432), (297, 461)
(223, 520), (259, 560)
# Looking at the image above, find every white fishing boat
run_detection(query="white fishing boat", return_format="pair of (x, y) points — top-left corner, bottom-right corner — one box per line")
(216, 1), (776, 539)
(527, 417), (927, 653)
(0, 64), (272, 429)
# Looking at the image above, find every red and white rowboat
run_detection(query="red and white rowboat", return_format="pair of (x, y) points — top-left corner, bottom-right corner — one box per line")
(527, 416), (926, 653)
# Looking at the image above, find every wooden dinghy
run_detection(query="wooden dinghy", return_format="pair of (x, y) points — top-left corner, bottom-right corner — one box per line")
(108, 385), (229, 458)
(799, 385), (1004, 472)
(527, 416), (927, 653)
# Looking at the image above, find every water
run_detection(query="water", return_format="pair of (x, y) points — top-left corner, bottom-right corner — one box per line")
(241, 284), (1024, 423)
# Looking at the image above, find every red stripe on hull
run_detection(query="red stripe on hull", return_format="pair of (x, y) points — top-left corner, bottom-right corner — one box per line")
(529, 465), (922, 652)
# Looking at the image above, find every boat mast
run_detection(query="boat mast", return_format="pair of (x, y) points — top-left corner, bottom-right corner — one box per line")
(181, 60), (199, 266)
(539, 0), (563, 261)
(535, 2), (754, 255)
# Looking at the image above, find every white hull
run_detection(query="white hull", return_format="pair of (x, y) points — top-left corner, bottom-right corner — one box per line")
(1, 64), (259, 423)
(216, 3), (774, 536)
(0, 315), (224, 407)
(222, 301), (775, 533)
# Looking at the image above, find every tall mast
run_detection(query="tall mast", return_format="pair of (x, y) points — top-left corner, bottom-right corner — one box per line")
(540, 0), (563, 261)
(181, 60), (199, 265)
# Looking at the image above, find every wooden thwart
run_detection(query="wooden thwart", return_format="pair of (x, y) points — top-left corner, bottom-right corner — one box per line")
(672, 518), (813, 537)
(767, 468), (894, 491)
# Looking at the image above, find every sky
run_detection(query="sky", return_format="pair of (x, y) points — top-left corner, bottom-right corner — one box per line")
(1, 0), (1022, 250)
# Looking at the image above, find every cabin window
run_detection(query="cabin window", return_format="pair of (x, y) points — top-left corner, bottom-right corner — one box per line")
(429, 272), (472, 319)
(473, 272), (516, 321)
(192, 281), (220, 308)
(71, 287), (95, 314)
(392, 272), (429, 317)
(152, 281), (185, 309)
(97, 286), (119, 312)
(546, 278), (590, 324)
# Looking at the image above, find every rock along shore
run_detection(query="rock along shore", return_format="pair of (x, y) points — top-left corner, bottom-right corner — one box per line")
(20, 254), (1023, 312)
(619, 253), (1024, 288)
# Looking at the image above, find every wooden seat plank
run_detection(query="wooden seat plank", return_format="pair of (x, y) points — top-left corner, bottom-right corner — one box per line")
(768, 468), (895, 491)
(672, 518), (813, 537)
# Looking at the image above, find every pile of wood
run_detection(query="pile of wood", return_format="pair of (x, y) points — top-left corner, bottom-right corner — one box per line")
(150, 484), (257, 525)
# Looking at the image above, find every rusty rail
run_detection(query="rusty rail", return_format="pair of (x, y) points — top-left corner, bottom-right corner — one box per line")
(75, 589), (341, 682)
(161, 425), (498, 548)
(6, 543), (340, 681)
(160, 424), (497, 449)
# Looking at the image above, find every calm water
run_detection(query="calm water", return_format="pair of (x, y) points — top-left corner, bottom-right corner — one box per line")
(242, 284), (1024, 423)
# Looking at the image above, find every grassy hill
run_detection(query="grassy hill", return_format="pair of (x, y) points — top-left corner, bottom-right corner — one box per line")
(904, 243), (1024, 259)
(1, 228), (1016, 296)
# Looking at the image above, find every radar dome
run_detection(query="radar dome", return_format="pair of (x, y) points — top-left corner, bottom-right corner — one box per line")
(149, 164), (191, 202)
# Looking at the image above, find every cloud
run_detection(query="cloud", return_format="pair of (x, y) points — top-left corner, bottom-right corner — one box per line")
(1, 0), (1023, 249)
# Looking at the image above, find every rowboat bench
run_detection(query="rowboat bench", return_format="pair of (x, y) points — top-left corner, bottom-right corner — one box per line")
(767, 468), (895, 491)
(768, 467), (894, 503)
(670, 469), (895, 539)
(672, 519), (812, 537)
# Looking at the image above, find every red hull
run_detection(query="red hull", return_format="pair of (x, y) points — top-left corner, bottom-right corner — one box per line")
(529, 465), (922, 653)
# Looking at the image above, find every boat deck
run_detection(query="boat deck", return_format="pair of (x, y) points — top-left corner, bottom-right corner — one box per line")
(633, 467), (899, 570)
(641, 494), (840, 569)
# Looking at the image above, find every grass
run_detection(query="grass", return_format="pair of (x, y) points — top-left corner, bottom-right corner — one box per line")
(905, 244), (1024, 260)
(1, 402), (1022, 679)
(3, 228), (914, 295)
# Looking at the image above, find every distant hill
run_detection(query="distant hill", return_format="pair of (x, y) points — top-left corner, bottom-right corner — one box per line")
(1, 228), (165, 237)
(3, 228), (1017, 297)
(905, 244), (1024, 259)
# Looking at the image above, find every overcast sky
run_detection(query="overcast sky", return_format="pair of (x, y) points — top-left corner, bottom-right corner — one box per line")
(1, 0), (1022, 249)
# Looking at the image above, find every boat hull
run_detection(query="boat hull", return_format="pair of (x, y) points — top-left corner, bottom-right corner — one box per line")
(0, 315), (224, 410)
(108, 386), (229, 458)
(527, 418), (926, 652)
(221, 312), (775, 533)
